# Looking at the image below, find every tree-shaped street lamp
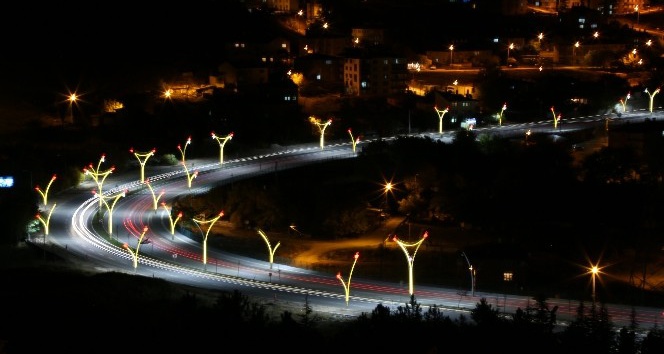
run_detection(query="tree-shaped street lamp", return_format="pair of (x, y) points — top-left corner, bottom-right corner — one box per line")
(337, 251), (360, 306)
(161, 202), (183, 240)
(144, 179), (164, 211)
(498, 103), (507, 126)
(192, 211), (224, 266)
(177, 136), (198, 188)
(347, 128), (360, 153)
(620, 92), (631, 113)
(35, 203), (56, 239)
(392, 231), (428, 296)
(550, 106), (561, 129)
(94, 189), (126, 237)
(645, 87), (660, 114)
(129, 147), (155, 183)
(211, 131), (234, 165)
(83, 154), (115, 208)
(434, 106), (449, 134)
(257, 229), (281, 270)
(123, 226), (148, 269)
(35, 174), (57, 207)
(309, 116), (332, 150)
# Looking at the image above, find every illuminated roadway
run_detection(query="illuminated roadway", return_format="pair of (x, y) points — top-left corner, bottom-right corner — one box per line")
(40, 107), (664, 329)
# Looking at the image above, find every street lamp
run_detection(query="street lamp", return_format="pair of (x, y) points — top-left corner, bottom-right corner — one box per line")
(538, 32), (543, 43)
(144, 179), (164, 210)
(337, 251), (360, 306)
(257, 229), (281, 270)
(573, 41), (580, 64)
(347, 128), (360, 153)
(498, 103), (507, 126)
(83, 154), (115, 208)
(392, 231), (428, 296)
(192, 210), (224, 266)
(161, 202), (183, 240)
(449, 44), (454, 66)
(507, 43), (514, 64)
(645, 87), (660, 113)
(309, 116), (332, 150)
(619, 92), (631, 113)
(67, 93), (77, 125)
(129, 147), (155, 184)
(123, 226), (148, 269)
(525, 129), (531, 145)
(635, 5), (640, 29)
(211, 131), (234, 165)
(550, 106), (561, 129)
(434, 106), (449, 134)
(95, 189), (126, 237)
(177, 136), (198, 188)
(35, 203), (56, 239)
(383, 181), (393, 211)
(461, 252), (476, 296)
(35, 174), (57, 207)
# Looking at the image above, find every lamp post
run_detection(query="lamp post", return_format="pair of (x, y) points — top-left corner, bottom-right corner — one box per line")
(161, 202), (183, 240)
(95, 189), (126, 237)
(144, 179), (164, 210)
(587, 263), (602, 303)
(645, 87), (660, 113)
(620, 92), (631, 113)
(67, 93), (77, 125)
(573, 41), (580, 64)
(337, 251), (360, 306)
(498, 103), (507, 126)
(538, 32), (543, 44)
(129, 147), (155, 183)
(434, 106), (449, 134)
(177, 136), (197, 188)
(347, 128), (360, 153)
(550, 106), (561, 129)
(383, 182), (393, 211)
(461, 252), (476, 296)
(507, 43), (514, 64)
(257, 229), (281, 270)
(211, 131), (234, 165)
(123, 226), (148, 269)
(83, 154), (115, 208)
(392, 231), (428, 296)
(35, 203), (56, 240)
(525, 129), (531, 145)
(192, 211), (224, 267)
(309, 116), (332, 150)
(635, 5), (640, 29)
(35, 174), (57, 207)
(449, 44), (454, 66)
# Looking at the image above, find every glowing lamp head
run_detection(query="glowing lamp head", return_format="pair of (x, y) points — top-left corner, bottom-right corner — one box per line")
(177, 212), (183, 218)
(123, 243), (128, 249)
(129, 148), (134, 153)
(51, 174), (57, 180)
(354, 252), (360, 260)
(34, 186), (40, 191)
(336, 272), (342, 279)
(392, 235), (398, 242)
(218, 211), (225, 217)
(423, 231), (429, 239)
(100, 154), (106, 162)
(150, 148), (156, 154)
(186, 137), (192, 144)
(160, 202), (166, 206)
(35, 214), (40, 219)
(143, 226), (148, 232)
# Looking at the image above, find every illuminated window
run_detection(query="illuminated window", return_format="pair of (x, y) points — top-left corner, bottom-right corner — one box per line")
(281, 43), (287, 48)
(316, 74), (321, 80)
(361, 81), (367, 88)
(503, 272), (513, 282)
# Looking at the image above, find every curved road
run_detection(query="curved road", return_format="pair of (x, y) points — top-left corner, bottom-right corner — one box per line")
(35, 107), (664, 329)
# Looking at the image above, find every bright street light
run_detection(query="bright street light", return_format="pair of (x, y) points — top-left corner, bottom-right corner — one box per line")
(257, 229), (281, 270)
(35, 203), (56, 239)
(449, 44), (454, 66)
(461, 252), (476, 296)
(161, 202), (183, 240)
(177, 136), (198, 188)
(35, 174), (57, 207)
(211, 131), (234, 165)
(129, 147), (155, 183)
(498, 103), (507, 126)
(337, 251), (360, 306)
(123, 226), (149, 269)
(347, 128), (360, 153)
(393, 231), (428, 296)
(645, 87), (660, 113)
(309, 116), (332, 150)
(550, 106), (561, 129)
(620, 92), (631, 113)
(507, 43), (514, 64)
(192, 211), (225, 266)
(434, 106), (449, 133)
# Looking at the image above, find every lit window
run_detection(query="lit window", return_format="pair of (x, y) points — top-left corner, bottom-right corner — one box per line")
(282, 43), (287, 48)
(316, 74), (321, 80)
(503, 272), (513, 282)
(361, 81), (367, 88)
